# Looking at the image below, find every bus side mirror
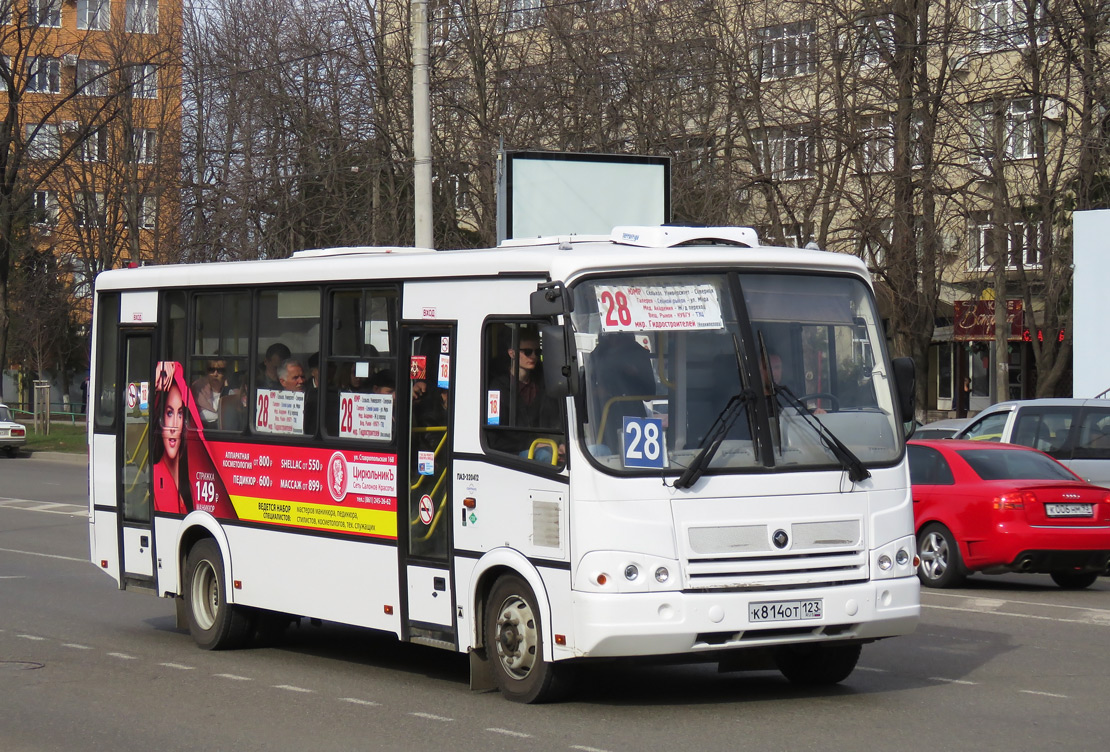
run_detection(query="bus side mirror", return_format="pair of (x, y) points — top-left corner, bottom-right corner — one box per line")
(892, 357), (915, 424)
(530, 281), (573, 317)
(539, 324), (578, 398)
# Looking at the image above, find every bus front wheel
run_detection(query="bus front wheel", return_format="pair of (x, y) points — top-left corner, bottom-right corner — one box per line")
(775, 642), (862, 686)
(184, 539), (251, 650)
(484, 574), (570, 703)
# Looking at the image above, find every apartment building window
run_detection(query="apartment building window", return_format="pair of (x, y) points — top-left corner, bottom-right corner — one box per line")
(126, 195), (157, 229)
(25, 124), (60, 160)
(80, 128), (108, 162)
(970, 98), (1038, 161)
(757, 21), (816, 80)
(27, 57), (61, 94)
(76, 192), (107, 228)
(505, 0), (542, 31)
(855, 14), (895, 67)
(130, 128), (157, 163)
(431, 1), (463, 45)
(76, 60), (109, 97)
(860, 114), (894, 172)
(969, 211), (1043, 270)
(125, 0), (158, 33)
(596, 0), (627, 10)
(0, 56), (8, 91)
(29, 0), (61, 27)
(971, 0), (1047, 51)
(78, 0), (111, 30)
(32, 190), (59, 226)
(755, 127), (815, 180)
(124, 64), (158, 99)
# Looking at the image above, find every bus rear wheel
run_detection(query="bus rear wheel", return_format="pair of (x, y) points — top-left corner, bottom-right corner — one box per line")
(484, 574), (570, 703)
(184, 539), (251, 650)
(775, 642), (862, 686)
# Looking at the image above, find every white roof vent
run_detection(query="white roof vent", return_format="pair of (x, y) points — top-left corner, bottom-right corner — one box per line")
(611, 225), (760, 248)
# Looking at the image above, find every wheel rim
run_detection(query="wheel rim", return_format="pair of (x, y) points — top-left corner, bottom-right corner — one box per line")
(191, 559), (219, 630)
(919, 531), (949, 581)
(493, 594), (538, 681)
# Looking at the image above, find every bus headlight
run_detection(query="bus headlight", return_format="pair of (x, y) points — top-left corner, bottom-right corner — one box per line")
(871, 535), (918, 580)
(575, 552), (681, 592)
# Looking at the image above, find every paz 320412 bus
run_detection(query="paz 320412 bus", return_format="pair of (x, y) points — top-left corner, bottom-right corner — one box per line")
(88, 225), (920, 702)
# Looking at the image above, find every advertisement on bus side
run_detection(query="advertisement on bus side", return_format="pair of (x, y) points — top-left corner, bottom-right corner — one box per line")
(150, 361), (397, 540)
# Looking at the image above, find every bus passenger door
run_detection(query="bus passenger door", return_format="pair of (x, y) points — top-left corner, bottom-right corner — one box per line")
(118, 331), (156, 586)
(402, 325), (456, 648)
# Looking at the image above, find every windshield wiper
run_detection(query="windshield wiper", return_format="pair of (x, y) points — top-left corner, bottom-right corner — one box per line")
(674, 388), (756, 490)
(774, 384), (871, 483)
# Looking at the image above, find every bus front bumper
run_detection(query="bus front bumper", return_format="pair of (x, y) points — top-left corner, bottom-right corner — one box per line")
(566, 577), (919, 658)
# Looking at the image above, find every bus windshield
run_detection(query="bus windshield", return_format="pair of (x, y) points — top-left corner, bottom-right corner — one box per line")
(571, 272), (902, 475)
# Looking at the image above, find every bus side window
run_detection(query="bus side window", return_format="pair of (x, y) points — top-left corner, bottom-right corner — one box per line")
(192, 291), (250, 433)
(482, 321), (565, 467)
(254, 289), (320, 437)
(325, 287), (398, 442)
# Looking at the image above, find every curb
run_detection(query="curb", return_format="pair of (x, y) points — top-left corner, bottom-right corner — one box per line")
(24, 450), (89, 466)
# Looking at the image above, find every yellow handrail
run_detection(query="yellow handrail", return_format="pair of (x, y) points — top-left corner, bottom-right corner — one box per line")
(528, 438), (559, 466)
(409, 426), (447, 491)
(596, 394), (664, 442)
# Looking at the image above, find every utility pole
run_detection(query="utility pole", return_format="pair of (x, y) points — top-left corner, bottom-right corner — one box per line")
(412, 0), (434, 249)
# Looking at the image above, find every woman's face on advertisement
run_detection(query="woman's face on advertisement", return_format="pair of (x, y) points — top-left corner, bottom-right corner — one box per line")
(162, 385), (184, 459)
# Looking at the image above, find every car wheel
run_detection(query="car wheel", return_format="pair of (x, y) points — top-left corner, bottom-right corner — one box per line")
(916, 523), (966, 588)
(1049, 570), (1099, 590)
(775, 642), (862, 686)
(184, 539), (251, 650)
(484, 574), (572, 703)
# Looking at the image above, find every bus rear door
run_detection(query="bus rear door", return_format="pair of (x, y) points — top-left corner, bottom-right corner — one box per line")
(402, 325), (457, 648)
(118, 328), (156, 587)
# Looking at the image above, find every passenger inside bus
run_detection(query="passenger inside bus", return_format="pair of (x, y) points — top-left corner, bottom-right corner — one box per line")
(589, 332), (657, 453)
(487, 326), (564, 464)
(259, 342), (291, 389)
(191, 358), (227, 431)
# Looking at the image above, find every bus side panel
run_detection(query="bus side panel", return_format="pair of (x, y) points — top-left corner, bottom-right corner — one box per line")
(222, 526), (402, 635)
(90, 433), (120, 583)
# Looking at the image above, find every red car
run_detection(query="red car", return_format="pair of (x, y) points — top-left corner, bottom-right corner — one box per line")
(908, 439), (1110, 589)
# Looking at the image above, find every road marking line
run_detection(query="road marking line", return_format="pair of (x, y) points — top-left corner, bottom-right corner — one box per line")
(1020, 690), (1068, 698)
(0, 546), (87, 563)
(487, 728), (532, 738)
(924, 591), (1110, 614)
(273, 684), (314, 693)
(855, 666), (886, 672)
(0, 575), (27, 579)
(17, 634), (45, 641)
(62, 643), (92, 650)
(923, 602), (1110, 626)
(339, 698), (380, 706)
(159, 663), (195, 670)
(410, 712), (453, 722)
(570, 746), (613, 752)
(214, 673), (252, 681)
(0, 499), (86, 516)
(929, 677), (977, 685)
(108, 652), (137, 660)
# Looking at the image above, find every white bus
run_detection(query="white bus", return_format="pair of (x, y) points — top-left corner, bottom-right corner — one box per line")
(88, 225), (920, 702)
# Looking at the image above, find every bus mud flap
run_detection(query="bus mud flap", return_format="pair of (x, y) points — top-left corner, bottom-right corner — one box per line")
(469, 648), (496, 692)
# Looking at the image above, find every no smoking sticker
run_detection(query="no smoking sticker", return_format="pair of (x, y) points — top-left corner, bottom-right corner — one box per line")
(418, 494), (434, 525)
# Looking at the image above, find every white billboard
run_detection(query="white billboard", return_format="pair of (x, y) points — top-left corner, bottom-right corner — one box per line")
(498, 151), (670, 242)
(1073, 209), (1110, 398)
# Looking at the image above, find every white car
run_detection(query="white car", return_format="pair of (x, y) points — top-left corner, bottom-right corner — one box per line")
(955, 398), (1110, 485)
(0, 403), (27, 457)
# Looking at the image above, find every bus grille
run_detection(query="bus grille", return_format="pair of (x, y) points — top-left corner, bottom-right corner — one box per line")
(684, 519), (866, 589)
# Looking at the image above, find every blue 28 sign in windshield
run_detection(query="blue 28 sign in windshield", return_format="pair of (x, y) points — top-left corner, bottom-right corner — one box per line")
(622, 417), (666, 469)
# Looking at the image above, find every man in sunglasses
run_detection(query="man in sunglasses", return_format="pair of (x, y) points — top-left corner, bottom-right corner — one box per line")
(192, 359), (227, 430)
(489, 328), (564, 463)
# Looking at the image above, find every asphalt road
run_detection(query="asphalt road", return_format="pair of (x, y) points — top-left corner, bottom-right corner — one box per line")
(3, 455), (1110, 751)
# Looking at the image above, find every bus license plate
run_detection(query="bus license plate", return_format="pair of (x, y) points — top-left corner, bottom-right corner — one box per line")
(1045, 503), (1093, 518)
(749, 599), (823, 623)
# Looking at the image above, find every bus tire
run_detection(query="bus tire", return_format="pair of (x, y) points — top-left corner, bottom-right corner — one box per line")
(184, 539), (251, 650)
(484, 574), (571, 703)
(916, 523), (966, 588)
(775, 642), (862, 686)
